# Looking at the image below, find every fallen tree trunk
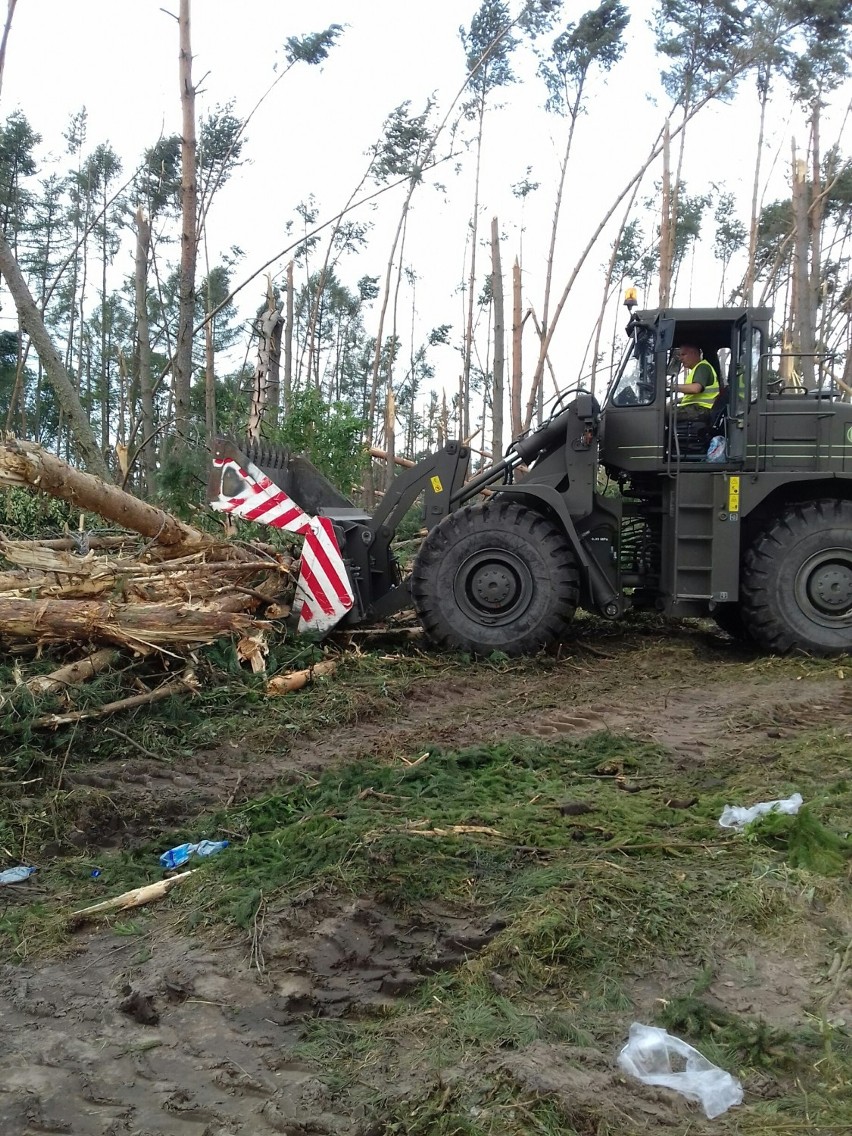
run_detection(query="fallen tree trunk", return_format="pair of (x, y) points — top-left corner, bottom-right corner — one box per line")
(0, 597), (263, 649)
(0, 438), (217, 555)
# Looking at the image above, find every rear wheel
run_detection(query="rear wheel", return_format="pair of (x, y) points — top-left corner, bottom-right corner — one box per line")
(411, 501), (579, 656)
(741, 499), (852, 655)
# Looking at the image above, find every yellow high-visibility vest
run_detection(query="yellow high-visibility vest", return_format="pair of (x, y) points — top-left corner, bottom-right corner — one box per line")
(680, 360), (720, 410)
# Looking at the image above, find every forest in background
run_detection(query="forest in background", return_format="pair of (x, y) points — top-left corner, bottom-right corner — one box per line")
(0, 0), (851, 511)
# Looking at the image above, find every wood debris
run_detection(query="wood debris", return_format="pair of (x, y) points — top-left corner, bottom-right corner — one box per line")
(266, 659), (337, 695)
(70, 870), (197, 921)
(0, 438), (310, 718)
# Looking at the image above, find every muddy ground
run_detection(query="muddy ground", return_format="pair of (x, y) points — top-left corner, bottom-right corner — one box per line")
(0, 621), (850, 1135)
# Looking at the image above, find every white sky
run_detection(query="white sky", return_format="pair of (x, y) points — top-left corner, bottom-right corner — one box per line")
(1, 0), (849, 407)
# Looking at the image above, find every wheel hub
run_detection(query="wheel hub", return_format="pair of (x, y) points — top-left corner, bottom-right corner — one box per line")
(454, 548), (534, 626)
(471, 564), (516, 609)
(796, 549), (852, 623)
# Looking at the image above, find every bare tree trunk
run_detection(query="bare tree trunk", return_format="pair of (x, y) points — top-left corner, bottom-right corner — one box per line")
(462, 99), (486, 442)
(490, 216), (504, 461)
(174, 0), (198, 453)
(384, 387), (396, 492)
(808, 103), (827, 387)
(248, 281), (282, 440)
(510, 258), (523, 440)
(283, 259), (294, 416)
(134, 207), (155, 495)
(792, 146), (815, 387)
(204, 313), (216, 442)
(744, 82), (770, 304)
(659, 121), (673, 307)
(267, 299), (282, 428)
(590, 181), (644, 396)
(0, 233), (110, 480)
(0, 0), (18, 101)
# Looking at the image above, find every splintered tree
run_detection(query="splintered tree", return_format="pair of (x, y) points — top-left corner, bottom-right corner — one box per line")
(784, 0), (852, 387)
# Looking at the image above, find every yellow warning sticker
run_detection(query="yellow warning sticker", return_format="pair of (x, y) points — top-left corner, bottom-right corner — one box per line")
(431, 475), (443, 494)
(728, 475), (740, 514)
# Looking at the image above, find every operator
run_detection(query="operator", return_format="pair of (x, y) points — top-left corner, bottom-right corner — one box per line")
(672, 343), (719, 428)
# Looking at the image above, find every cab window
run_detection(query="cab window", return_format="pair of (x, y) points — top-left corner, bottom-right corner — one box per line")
(610, 330), (656, 406)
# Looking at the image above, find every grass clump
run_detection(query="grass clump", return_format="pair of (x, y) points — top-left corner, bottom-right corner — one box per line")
(744, 805), (852, 875)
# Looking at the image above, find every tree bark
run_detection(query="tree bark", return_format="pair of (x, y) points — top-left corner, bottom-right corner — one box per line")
(658, 120), (673, 307)
(0, 438), (211, 552)
(490, 216), (504, 461)
(248, 281), (282, 439)
(744, 79), (770, 304)
(0, 597), (259, 648)
(0, 232), (110, 480)
(792, 146), (815, 387)
(174, 0), (198, 453)
(20, 648), (119, 698)
(204, 306), (216, 442)
(284, 258), (294, 416)
(510, 258), (523, 440)
(134, 207), (156, 494)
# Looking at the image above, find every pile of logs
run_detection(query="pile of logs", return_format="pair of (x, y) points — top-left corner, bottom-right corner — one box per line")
(0, 439), (300, 709)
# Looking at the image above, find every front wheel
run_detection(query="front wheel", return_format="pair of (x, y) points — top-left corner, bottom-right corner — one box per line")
(411, 501), (579, 656)
(741, 499), (852, 655)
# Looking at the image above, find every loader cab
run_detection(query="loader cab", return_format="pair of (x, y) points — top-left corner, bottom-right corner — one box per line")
(601, 306), (772, 473)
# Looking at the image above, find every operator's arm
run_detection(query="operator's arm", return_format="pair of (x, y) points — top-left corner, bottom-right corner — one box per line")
(674, 360), (713, 396)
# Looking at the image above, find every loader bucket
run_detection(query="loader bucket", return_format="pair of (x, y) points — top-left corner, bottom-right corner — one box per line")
(207, 437), (355, 516)
(207, 436), (355, 636)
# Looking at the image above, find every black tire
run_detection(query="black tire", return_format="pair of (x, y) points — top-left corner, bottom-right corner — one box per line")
(711, 603), (753, 643)
(411, 501), (579, 656)
(741, 499), (852, 656)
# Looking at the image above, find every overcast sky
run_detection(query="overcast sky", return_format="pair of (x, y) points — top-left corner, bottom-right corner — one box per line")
(1, 1), (849, 397)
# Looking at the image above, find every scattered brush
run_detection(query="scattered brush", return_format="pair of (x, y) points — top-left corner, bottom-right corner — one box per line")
(745, 805), (852, 875)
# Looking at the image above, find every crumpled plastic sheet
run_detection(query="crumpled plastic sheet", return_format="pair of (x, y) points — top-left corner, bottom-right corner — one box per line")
(617, 1023), (744, 1119)
(718, 792), (803, 830)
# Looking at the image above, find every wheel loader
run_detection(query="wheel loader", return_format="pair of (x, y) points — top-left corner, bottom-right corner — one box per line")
(208, 301), (852, 656)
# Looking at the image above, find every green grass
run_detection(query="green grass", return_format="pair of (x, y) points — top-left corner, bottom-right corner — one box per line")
(0, 634), (849, 1133)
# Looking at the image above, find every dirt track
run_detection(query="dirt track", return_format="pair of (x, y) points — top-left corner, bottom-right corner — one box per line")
(1, 625), (850, 1135)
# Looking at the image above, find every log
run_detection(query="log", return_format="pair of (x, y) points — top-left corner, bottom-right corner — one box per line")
(0, 438), (215, 554)
(370, 446), (415, 469)
(70, 870), (197, 920)
(0, 597), (264, 650)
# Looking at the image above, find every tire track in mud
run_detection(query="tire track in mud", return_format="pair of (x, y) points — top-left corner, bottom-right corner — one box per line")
(1, 637), (849, 1135)
(59, 640), (851, 852)
(0, 899), (505, 1136)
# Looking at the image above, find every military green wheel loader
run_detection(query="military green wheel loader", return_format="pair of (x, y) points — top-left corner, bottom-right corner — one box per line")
(209, 303), (852, 656)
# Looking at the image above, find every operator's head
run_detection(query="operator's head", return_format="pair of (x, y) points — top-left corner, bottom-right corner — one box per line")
(677, 343), (703, 368)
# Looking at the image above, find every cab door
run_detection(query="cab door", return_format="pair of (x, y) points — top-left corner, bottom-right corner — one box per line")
(727, 315), (765, 465)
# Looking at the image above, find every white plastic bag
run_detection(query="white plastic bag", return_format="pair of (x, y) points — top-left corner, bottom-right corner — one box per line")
(706, 435), (727, 462)
(718, 792), (803, 830)
(618, 1023), (743, 1118)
